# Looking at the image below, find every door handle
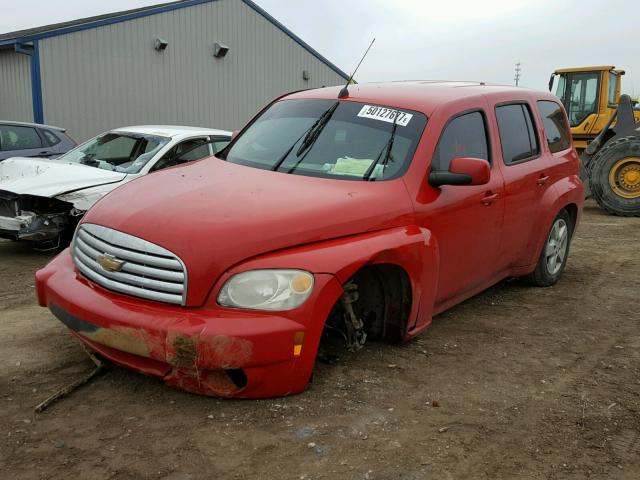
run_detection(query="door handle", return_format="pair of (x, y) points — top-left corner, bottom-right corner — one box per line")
(481, 192), (499, 206)
(537, 174), (550, 186)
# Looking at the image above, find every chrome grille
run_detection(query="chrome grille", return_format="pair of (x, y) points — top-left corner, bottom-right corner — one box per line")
(72, 223), (187, 305)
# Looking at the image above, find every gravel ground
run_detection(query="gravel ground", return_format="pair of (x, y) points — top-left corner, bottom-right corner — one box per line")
(1, 200), (638, 480)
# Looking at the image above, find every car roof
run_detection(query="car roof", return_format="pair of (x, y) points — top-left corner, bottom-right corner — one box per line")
(286, 81), (561, 116)
(111, 125), (232, 138)
(0, 120), (67, 131)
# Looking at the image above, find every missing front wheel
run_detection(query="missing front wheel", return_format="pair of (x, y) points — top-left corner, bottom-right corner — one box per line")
(340, 282), (367, 351)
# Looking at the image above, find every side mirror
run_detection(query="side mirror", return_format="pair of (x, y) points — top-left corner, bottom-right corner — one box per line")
(429, 157), (490, 187)
(230, 130), (240, 140)
(548, 74), (555, 92)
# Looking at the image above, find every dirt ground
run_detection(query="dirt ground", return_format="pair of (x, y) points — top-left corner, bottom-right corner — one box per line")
(1, 200), (638, 480)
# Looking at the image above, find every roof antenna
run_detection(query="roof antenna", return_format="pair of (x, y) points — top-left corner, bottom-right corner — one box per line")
(338, 38), (375, 99)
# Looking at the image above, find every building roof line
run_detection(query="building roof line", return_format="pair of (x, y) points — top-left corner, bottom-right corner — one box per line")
(0, 0), (349, 80)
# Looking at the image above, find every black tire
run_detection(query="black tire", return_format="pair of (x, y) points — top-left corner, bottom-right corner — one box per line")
(589, 136), (640, 217)
(523, 209), (573, 287)
(578, 152), (591, 198)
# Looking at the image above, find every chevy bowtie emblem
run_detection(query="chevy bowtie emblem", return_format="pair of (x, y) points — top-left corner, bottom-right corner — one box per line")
(96, 253), (125, 272)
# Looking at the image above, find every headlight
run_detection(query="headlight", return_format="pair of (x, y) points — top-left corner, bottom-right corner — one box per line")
(217, 269), (314, 311)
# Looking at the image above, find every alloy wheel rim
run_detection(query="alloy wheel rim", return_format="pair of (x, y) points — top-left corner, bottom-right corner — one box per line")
(545, 218), (568, 276)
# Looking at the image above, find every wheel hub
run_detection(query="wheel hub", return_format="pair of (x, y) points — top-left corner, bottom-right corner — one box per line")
(609, 157), (640, 199)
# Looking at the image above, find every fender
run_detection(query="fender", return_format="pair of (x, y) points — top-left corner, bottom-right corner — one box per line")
(208, 225), (440, 336)
(526, 174), (584, 268)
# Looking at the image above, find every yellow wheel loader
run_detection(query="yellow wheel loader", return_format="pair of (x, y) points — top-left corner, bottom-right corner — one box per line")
(549, 66), (640, 216)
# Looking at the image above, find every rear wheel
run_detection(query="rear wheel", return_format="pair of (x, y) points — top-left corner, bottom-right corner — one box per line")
(589, 136), (640, 216)
(524, 210), (573, 287)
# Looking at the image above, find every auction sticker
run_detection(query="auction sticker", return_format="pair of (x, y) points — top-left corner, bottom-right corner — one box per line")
(357, 105), (413, 126)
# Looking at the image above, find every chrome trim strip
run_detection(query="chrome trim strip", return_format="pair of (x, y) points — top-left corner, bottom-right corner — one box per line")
(75, 260), (183, 305)
(73, 223), (187, 305)
(75, 235), (184, 283)
(75, 248), (183, 294)
(77, 229), (182, 271)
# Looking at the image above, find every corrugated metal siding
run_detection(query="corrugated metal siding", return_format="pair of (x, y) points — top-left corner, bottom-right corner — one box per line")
(38, 0), (345, 140)
(0, 50), (33, 122)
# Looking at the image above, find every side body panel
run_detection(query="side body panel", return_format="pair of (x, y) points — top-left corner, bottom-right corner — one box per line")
(524, 97), (583, 267)
(487, 96), (554, 269)
(405, 96), (506, 312)
(222, 226), (440, 335)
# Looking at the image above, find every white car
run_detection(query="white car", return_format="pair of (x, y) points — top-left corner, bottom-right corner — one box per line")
(0, 125), (231, 248)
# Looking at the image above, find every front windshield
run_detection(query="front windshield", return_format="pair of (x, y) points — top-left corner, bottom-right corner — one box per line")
(57, 132), (171, 174)
(221, 99), (427, 181)
(555, 72), (599, 127)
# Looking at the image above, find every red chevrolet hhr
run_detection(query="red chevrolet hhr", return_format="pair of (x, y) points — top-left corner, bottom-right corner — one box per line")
(36, 81), (584, 398)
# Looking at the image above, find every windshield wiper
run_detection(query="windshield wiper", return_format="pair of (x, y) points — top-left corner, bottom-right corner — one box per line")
(296, 101), (339, 157)
(286, 101), (340, 174)
(270, 101), (340, 172)
(363, 109), (400, 181)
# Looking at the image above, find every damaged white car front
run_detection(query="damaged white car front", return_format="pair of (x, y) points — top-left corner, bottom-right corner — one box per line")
(0, 191), (83, 247)
(0, 129), (170, 249)
(0, 126), (231, 249)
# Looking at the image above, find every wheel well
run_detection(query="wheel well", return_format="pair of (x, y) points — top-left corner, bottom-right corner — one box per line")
(324, 263), (412, 347)
(564, 203), (578, 230)
(600, 130), (616, 151)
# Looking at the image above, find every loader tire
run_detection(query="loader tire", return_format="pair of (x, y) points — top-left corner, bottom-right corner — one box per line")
(589, 136), (640, 217)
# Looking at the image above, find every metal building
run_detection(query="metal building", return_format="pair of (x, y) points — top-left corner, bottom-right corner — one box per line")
(0, 0), (348, 140)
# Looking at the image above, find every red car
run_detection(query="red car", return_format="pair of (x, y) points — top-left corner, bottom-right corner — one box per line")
(36, 82), (584, 398)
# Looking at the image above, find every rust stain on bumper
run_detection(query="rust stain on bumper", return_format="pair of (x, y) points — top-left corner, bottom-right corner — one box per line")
(80, 327), (153, 358)
(166, 333), (253, 369)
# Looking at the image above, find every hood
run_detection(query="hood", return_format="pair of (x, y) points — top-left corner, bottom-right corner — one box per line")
(83, 158), (414, 306)
(0, 157), (127, 197)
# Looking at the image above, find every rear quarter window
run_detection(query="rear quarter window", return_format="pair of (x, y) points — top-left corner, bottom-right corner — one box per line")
(495, 103), (540, 165)
(41, 129), (61, 146)
(537, 100), (571, 153)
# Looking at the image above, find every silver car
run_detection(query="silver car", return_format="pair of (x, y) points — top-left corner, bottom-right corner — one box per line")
(0, 121), (76, 161)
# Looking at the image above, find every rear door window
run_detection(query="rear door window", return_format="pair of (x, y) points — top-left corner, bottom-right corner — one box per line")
(432, 111), (489, 171)
(495, 104), (540, 165)
(0, 125), (43, 151)
(537, 101), (571, 153)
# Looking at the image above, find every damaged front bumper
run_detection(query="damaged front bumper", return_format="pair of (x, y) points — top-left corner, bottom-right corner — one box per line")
(35, 250), (343, 398)
(0, 190), (78, 244)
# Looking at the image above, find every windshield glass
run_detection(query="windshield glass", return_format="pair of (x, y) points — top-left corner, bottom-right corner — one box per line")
(556, 72), (599, 127)
(57, 131), (171, 173)
(554, 75), (566, 99)
(221, 99), (427, 181)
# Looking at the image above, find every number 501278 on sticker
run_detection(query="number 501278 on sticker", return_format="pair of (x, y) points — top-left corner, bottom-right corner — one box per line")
(357, 105), (413, 127)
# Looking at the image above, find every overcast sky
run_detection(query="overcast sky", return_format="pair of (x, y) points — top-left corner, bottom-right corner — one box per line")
(2, 0), (639, 94)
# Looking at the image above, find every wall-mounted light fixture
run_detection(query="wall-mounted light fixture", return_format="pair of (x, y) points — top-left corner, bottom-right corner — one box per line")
(213, 42), (229, 58)
(302, 70), (310, 81)
(154, 38), (168, 51)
